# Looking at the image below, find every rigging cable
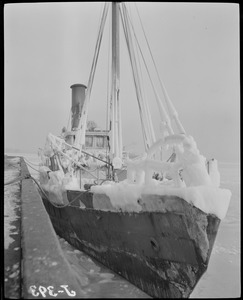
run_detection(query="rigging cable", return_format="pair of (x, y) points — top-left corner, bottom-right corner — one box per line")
(123, 4), (156, 147)
(119, 5), (146, 149)
(121, 5), (150, 151)
(127, 5), (156, 143)
(127, 2), (149, 117)
(134, 3), (185, 134)
(120, 4), (152, 151)
(66, 109), (72, 131)
(75, 2), (109, 148)
(125, 3), (173, 136)
(106, 10), (111, 163)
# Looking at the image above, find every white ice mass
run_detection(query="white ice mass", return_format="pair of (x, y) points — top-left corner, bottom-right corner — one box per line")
(39, 134), (231, 219)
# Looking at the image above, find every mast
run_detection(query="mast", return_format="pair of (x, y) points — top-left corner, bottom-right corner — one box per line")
(111, 2), (123, 167)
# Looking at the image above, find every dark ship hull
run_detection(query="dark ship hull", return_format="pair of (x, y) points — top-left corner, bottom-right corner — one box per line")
(41, 190), (220, 298)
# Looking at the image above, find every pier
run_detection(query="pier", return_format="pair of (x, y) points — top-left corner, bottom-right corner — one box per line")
(4, 156), (86, 298)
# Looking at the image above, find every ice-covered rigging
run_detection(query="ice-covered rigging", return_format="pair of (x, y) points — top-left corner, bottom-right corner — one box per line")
(71, 2), (187, 163)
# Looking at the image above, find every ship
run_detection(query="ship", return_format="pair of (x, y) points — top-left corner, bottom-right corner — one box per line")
(37, 2), (231, 298)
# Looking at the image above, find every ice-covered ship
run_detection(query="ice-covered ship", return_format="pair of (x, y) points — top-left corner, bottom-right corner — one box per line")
(38, 3), (231, 298)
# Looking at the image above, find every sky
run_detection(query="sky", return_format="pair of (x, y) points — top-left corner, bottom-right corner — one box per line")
(4, 2), (240, 163)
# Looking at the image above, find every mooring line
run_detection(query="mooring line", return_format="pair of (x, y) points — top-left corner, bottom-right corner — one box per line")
(30, 175), (90, 209)
(4, 174), (30, 186)
(23, 157), (40, 167)
(24, 160), (40, 173)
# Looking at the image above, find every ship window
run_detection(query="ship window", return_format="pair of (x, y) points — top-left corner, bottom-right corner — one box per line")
(85, 136), (93, 147)
(96, 136), (104, 148)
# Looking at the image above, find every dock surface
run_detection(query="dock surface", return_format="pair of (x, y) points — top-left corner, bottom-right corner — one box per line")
(4, 156), (22, 298)
(4, 156), (87, 298)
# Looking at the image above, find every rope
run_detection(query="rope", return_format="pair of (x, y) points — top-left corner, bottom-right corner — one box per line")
(24, 160), (40, 173)
(5, 170), (93, 209)
(23, 157), (40, 167)
(6, 162), (20, 169)
(30, 175), (91, 209)
(4, 167), (99, 209)
(4, 174), (30, 186)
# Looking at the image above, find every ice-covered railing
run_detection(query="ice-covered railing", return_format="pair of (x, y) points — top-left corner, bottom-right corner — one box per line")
(38, 133), (99, 204)
(91, 134), (231, 219)
(126, 134), (220, 188)
(41, 133), (107, 172)
(38, 133), (109, 201)
(39, 133), (231, 219)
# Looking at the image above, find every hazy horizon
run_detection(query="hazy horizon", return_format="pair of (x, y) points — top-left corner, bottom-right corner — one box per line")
(4, 2), (240, 163)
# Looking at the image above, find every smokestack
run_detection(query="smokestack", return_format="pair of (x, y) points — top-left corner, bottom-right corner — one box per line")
(70, 83), (87, 131)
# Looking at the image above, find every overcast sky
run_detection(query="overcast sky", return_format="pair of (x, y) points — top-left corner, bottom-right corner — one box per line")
(4, 2), (240, 163)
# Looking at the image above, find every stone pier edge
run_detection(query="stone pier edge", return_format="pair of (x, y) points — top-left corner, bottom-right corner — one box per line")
(20, 157), (85, 298)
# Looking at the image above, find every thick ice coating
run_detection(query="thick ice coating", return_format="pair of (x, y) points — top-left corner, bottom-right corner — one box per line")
(39, 134), (231, 219)
(91, 180), (231, 219)
(91, 135), (231, 219)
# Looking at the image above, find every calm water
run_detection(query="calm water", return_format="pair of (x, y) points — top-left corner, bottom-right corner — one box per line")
(11, 153), (241, 298)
